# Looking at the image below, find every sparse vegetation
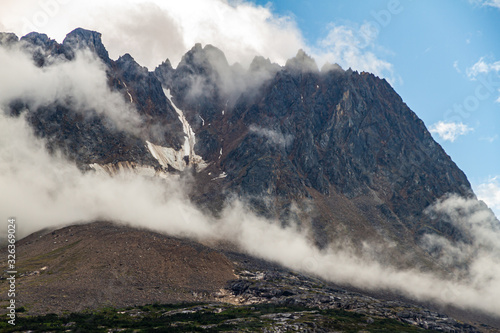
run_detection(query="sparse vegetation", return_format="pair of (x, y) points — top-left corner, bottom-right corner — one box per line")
(0, 302), (436, 332)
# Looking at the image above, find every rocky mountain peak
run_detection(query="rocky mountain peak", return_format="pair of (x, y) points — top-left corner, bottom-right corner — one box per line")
(249, 55), (281, 75)
(116, 53), (147, 75)
(19, 32), (61, 67)
(321, 61), (344, 73)
(21, 32), (53, 47)
(178, 43), (229, 73)
(285, 49), (319, 73)
(167, 43), (234, 117)
(154, 59), (175, 89)
(160, 58), (173, 69)
(62, 28), (110, 63)
(0, 32), (19, 46)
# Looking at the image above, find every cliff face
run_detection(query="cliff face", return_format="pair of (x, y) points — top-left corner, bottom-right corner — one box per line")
(157, 44), (472, 256)
(3, 28), (475, 267)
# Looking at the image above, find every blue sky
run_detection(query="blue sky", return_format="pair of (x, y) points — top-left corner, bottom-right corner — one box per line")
(0, 0), (499, 215)
(248, 0), (500, 214)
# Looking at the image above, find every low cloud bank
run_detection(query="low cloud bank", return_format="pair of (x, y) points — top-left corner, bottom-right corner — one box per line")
(0, 43), (142, 135)
(2, 110), (500, 318)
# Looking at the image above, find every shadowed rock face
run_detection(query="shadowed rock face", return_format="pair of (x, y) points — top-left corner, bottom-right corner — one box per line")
(0, 32), (19, 46)
(225, 68), (472, 232)
(4, 28), (476, 267)
(7, 28), (184, 169)
(62, 28), (110, 63)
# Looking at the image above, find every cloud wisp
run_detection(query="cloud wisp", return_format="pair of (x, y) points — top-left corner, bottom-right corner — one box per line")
(471, 0), (500, 9)
(249, 125), (293, 149)
(429, 121), (474, 142)
(314, 22), (396, 83)
(466, 57), (500, 102)
(467, 57), (500, 79)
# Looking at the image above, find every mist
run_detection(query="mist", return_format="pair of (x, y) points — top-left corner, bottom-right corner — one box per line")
(2, 105), (500, 318)
(249, 124), (293, 149)
(0, 42), (142, 135)
(171, 43), (282, 104)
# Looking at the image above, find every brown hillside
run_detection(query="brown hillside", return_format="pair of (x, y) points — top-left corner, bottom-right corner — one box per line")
(0, 222), (236, 315)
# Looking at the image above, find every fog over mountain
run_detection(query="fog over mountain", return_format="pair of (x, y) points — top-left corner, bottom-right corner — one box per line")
(1, 28), (500, 321)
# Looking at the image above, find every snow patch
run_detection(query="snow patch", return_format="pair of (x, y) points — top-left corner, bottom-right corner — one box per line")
(146, 140), (187, 171)
(89, 161), (170, 179)
(164, 89), (195, 158)
(127, 91), (133, 103)
(211, 172), (227, 181)
(142, 89), (208, 172)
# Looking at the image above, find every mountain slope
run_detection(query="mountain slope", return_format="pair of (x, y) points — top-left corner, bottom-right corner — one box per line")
(156, 42), (474, 264)
(1, 28), (485, 269)
(0, 222), (235, 315)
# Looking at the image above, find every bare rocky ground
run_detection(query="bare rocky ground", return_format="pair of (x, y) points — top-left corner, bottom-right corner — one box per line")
(1, 221), (499, 332)
(0, 221), (236, 315)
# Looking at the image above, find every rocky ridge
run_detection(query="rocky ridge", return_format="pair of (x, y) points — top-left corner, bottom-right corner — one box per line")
(225, 269), (483, 332)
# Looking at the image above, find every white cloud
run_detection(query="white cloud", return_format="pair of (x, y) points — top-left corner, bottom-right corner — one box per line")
(466, 57), (500, 102)
(480, 134), (498, 143)
(0, 0), (394, 83)
(313, 22), (396, 83)
(429, 121), (474, 142)
(472, 0), (500, 9)
(420, 196), (500, 316)
(0, 0), (304, 69)
(466, 57), (500, 79)
(475, 177), (500, 218)
(488, 0), (500, 7)
(249, 125), (293, 149)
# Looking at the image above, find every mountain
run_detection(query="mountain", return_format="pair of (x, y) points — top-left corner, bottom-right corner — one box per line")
(2, 28), (477, 268)
(2, 27), (500, 330)
(156, 42), (473, 255)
